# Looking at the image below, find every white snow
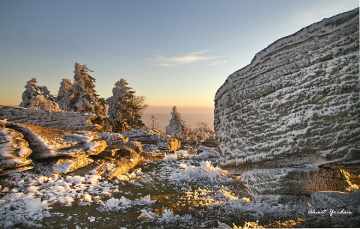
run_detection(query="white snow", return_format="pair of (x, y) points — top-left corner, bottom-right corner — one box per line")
(170, 161), (229, 183)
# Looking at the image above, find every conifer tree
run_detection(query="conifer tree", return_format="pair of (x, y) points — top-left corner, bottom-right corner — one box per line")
(56, 78), (72, 111)
(107, 79), (148, 132)
(166, 106), (187, 140)
(65, 63), (107, 125)
(151, 115), (159, 132)
(20, 78), (60, 111)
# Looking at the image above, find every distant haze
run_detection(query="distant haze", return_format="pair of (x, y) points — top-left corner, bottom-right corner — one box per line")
(142, 106), (214, 131)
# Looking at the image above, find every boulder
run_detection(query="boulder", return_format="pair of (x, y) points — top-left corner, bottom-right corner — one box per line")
(214, 9), (360, 204)
(52, 156), (94, 174)
(123, 129), (180, 152)
(214, 9), (360, 170)
(0, 125), (32, 170)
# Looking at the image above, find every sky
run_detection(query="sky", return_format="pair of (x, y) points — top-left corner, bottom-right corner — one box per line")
(0, 0), (358, 110)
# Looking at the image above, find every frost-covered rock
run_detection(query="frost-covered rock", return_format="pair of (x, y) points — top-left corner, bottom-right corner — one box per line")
(241, 168), (351, 204)
(214, 9), (360, 170)
(123, 129), (180, 152)
(0, 126), (32, 170)
(52, 156), (94, 174)
(0, 105), (100, 131)
(311, 190), (360, 211)
(5, 122), (107, 160)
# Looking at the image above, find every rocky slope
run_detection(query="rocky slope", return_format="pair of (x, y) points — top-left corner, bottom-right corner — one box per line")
(215, 8), (359, 171)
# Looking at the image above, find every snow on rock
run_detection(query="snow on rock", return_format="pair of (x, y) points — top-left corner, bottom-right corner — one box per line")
(0, 105), (100, 131)
(214, 8), (360, 170)
(52, 156), (94, 174)
(123, 129), (181, 152)
(5, 122), (107, 159)
(0, 125), (32, 170)
(193, 146), (220, 160)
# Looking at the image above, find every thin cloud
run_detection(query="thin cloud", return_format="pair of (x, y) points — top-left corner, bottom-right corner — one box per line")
(154, 50), (222, 66)
(209, 60), (228, 66)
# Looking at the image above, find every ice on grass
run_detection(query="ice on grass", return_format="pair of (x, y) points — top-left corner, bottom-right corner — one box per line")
(170, 161), (229, 183)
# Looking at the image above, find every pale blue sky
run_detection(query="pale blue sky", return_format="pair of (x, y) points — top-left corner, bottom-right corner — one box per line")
(0, 0), (358, 108)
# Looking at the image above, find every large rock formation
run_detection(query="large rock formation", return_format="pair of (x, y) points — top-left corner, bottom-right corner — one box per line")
(214, 8), (359, 171)
(214, 8), (360, 204)
(0, 105), (100, 132)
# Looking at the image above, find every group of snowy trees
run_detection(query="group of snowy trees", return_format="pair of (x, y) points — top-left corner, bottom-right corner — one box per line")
(165, 106), (215, 147)
(19, 62), (214, 143)
(20, 62), (147, 132)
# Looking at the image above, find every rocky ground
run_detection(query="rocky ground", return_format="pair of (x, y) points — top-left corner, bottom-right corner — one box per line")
(1, 147), (359, 228)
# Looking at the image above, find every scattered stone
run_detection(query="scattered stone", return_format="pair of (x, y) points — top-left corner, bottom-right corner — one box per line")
(53, 156), (94, 174)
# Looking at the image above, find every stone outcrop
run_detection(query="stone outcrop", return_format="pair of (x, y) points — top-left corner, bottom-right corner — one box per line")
(214, 8), (360, 204)
(214, 9), (359, 170)
(0, 124), (32, 170)
(0, 105), (100, 132)
(122, 129), (181, 152)
(0, 120), (146, 176)
(6, 122), (107, 160)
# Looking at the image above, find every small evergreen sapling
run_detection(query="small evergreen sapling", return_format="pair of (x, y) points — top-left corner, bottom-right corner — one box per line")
(166, 106), (188, 140)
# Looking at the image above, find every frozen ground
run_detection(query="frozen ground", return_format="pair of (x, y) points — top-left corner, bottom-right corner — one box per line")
(0, 148), (356, 228)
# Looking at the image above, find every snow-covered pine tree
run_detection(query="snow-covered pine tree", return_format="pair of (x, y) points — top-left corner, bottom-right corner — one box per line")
(56, 78), (72, 111)
(151, 115), (159, 132)
(106, 79), (148, 133)
(28, 95), (61, 111)
(19, 78), (60, 111)
(165, 106), (187, 140)
(65, 62), (107, 126)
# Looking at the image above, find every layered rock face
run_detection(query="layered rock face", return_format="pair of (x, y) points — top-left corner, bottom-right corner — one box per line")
(0, 106), (100, 131)
(214, 9), (360, 204)
(215, 9), (359, 171)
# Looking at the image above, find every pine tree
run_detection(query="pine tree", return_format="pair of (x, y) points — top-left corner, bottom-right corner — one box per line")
(165, 106), (187, 140)
(151, 115), (159, 131)
(56, 78), (72, 111)
(107, 79), (148, 132)
(19, 78), (60, 111)
(65, 62), (107, 126)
